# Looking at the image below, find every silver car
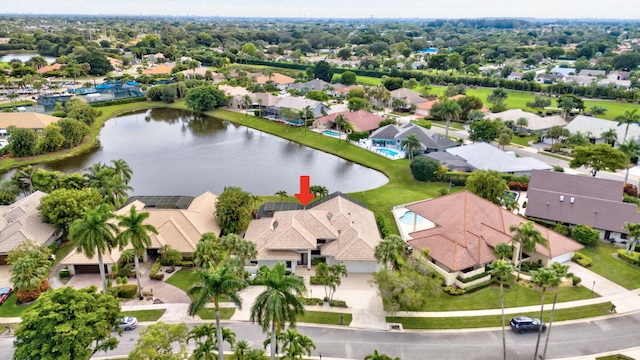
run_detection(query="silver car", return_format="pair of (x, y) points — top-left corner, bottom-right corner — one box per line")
(115, 316), (138, 331)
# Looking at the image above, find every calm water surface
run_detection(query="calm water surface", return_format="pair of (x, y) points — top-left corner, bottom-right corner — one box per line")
(0, 53), (57, 63)
(43, 109), (388, 196)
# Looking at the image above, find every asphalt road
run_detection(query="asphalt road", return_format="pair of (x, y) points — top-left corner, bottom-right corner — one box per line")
(2, 312), (640, 360)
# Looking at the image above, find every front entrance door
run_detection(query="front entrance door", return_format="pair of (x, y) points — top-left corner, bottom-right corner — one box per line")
(604, 231), (611, 240)
(299, 253), (308, 266)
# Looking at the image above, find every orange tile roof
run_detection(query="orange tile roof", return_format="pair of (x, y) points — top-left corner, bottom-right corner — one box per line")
(255, 73), (295, 85)
(36, 63), (62, 74)
(141, 64), (174, 75)
(406, 191), (583, 271)
(316, 110), (384, 132)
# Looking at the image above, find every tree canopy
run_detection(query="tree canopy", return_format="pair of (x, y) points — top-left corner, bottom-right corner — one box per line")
(569, 144), (628, 177)
(465, 170), (509, 206)
(185, 85), (228, 114)
(215, 186), (254, 236)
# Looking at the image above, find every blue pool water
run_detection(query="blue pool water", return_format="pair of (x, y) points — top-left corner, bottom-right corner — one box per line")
(504, 191), (518, 201)
(323, 130), (341, 137)
(399, 211), (425, 225)
(378, 148), (399, 157)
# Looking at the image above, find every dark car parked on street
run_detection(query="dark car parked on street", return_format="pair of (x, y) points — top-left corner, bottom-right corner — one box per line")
(0, 287), (12, 305)
(510, 316), (547, 334)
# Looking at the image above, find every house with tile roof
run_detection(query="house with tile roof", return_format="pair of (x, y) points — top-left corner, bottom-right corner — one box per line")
(245, 193), (382, 273)
(0, 191), (61, 265)
(369, 123), (459, 154)
(0, 113), (60, 134)
(484, 109), (567, 132)
(61, 192), (219, 274)
(36, 63), (63, 74)
(394, 191), (583, 286)
(287, 79), (331, 93)
(141, 63), (174, 76)
(255, 73), (296, 89)
(389, 88), (427, 107)
(446, 143), (552, 176)
(525, 170), (640, 243)
(564, 115), (640, 146)
(415, 94), (477, 117)
(263, 96), (329, 121)
(314, 110), (384, 133)
(228, 92), (280, 111)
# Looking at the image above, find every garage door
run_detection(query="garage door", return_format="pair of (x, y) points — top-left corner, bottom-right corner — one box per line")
(0, 255), (7, 266)
(342, 261), (381, 273)
(551, 252), (573, 264)
(73, 265), (104, 274)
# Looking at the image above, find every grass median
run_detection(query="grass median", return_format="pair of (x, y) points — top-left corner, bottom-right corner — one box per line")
(388, 302), (613, 329)
(122, 309), (166, 321)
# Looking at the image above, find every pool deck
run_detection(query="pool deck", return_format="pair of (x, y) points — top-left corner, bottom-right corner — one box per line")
(355, 139), (405, 160)
(392, 206), (436, 240)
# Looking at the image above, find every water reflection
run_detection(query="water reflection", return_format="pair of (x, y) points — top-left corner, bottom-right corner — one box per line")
(31, 108), (388, 196)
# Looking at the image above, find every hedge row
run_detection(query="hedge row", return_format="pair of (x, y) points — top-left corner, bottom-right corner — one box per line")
(573, 252), (594, 267)
(617, 249), (640, 266)
(91, 96), (146, 107)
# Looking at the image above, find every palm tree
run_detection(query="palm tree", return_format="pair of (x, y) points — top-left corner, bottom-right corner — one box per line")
(233, 340), (250, 360)
(516, 117), (528, 132)
(616, 109), (640, 143)
(493, 242), (513, 260)
(530, 267), (557, 360)
(110, 159), (133, 184)
(600, 128), (618, 146)
(303, 105), (315, 127)
(334, 114), (347, 134)
(116, 205), (158, 299)
(374, 235), (406, 270)
(275, 190), (288, 201)
(391, 98), (405, 112)
(188, 324), (218, 360)
(0, 179), (19, 205)
(589, 105), (608, 116)
(262, 68), (275, 83)
(188, 265), (244, 360)
(242, 95), (253, 111)
(278, 328), (316, 360)
(542, 263), (571, 360)
(249, 263), (306, 360)
(365, 349), (400, 360)
(486, 87), (509, 111)
(401, 134), (421, 160)
(431, 98), (462, 136)
(490, 259), (516, 360)
(623, 222), (640, 255)
(69, 204), (120, 294)
(557, 96), (576, 120)
(618, 139), (640, 184)
(509, 221), (548, 280)
(195, 232), (226, 269)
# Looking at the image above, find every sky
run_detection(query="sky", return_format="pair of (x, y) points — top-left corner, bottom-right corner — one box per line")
(1, 0), (639, 19)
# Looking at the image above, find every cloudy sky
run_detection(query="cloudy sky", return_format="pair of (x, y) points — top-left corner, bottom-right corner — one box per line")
(1, 0), (638, 19)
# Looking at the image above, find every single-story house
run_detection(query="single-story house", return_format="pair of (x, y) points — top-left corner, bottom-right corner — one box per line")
(535, 74), (560, 84)
(389, 88), (427, 107)
(287, 79), (331, 93)
(314, 110), (384, 133)
(446, 143), (552, 176)
(550, 67), (576, 76)
(245, 192), (382, 274)
(564, 115), (640, 146)
(331, 85), (363, 97)
(370, 123), (459, 154)
(608, 71), (631, 81)
(228, 92), (280, 111)
(599, 78), (632, 90)
(423, 151), (476, 172)
(395, 191), (583, 286)
(507, 72), (523, 81)
(255, 73), (296, 89)
(525, 170), (640, 243)
(263, 96), (329, 120)
(219, 85), (251, 97)
(415, 94), (472, 117)
(141, 63), (174, 75)
(36, 63), (63, 74)
(559, 75), (597, 87)
(484, 109), (567, 133)
(61, 192), (220, 275)
(578, 69), (606, 77)
(0, 191), (62, 265)
(0, 112), (60, 134)
(179, 67), (209, 79)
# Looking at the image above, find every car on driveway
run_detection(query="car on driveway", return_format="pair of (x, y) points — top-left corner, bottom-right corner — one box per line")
(0, 287), (12, 305)
(114, 316), (138, 331)
(510, 316), (546, 334)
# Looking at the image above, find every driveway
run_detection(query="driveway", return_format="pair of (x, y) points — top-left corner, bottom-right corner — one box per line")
(0, 266), (10, 288)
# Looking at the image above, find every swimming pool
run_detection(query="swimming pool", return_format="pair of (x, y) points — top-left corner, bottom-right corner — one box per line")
(399, 211), (426, 225)
(377, 148), (399, 157)
(323, 130), (341, 137)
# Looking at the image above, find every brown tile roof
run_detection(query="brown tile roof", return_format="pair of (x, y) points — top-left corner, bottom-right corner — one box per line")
(333, 85), (363, 95)
(406, 191), (583, 271)
(525, 170), (640, 233)
(0, 113), (60, 130)
(0, 191), (58, 254)
(255, 73), (295, 85)
(62, 192), (220, 265)
(315, 110), (384, 132)
(416, 95), (465, 111)
(245, 194), (381, 262)
(141, 64), (174, 75)
(36, 63), (62, 74)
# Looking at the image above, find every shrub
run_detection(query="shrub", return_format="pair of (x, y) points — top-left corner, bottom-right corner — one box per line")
(552, 223), (570, 236)
(456, 271), (489, 283)
(17, 279), (50, 303)
(623, 193), (640, 205)
(117, 284), (138, 298)
(149, 262), (164, 280)
(179, 260), (195, 267)
(59, 269), (70, 278)
(376, 214), (390, 238)
(91, 96), (146, 107)
(118, 267), (132, 278)
(617, 249), (640, 266)
(572, 224), (600, 245)
(443, 285), (467, 295)
(624, 184), (638, 197)
(410, 157), (441, 182)
(309, 276), (322, 285)
(572, 252), (593, 267)
(346, 131), (369, 142)
(329, 299), (348, 308)
(572, 276), (582, 286)
(552, 165), (565, 172)
(302, 297), (324, 306)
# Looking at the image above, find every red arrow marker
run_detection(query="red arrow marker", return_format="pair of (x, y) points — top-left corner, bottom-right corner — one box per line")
(295, 175), (315, 206)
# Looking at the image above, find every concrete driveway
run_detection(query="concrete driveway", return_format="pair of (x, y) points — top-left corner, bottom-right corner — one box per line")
(0, 265), (10, 288)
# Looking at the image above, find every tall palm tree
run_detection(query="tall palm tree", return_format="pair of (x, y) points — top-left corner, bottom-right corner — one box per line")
(530, 268), (557, 360)
(250, 263), (306, 360)
(490, 259), (516, 360)
(110, 159), (132, 185)
(493, 243), (513, 260)
(188, 265), (244, 360)
(334, 114), (347, 133)
(401, 133), (422, 160)
(616, 109), (640, 143)
(542, 263), (570, 360)
(275, 190), (288, 201)
(557, 96), (576, 120)
(374, 235), (406, 270)
(516, 117), (528, 132)
(600, 129), (618, 146)
(431, 98), (462, 136)
(365, 349), (400, 360)
(233, 340), (250, 360)
(116, 205), (158, 299)
(623, 222), (640, 255)
(195, 232), (226, 269)
(509, 221), (548, 280)
(278, 328), (316, 360)
(618, 139), (640, 184)
(69, 204), (120, 294)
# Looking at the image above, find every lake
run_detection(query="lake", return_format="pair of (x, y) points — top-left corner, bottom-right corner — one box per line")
(0, 53), (57, 64)
(41, 108), (388, 196)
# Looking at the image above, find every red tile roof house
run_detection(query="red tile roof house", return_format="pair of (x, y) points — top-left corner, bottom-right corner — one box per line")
(313, 110), (384, 133)
(394, 191), (583, 287)
(244, 193), (383, 274)
(525, 170), (640, 244)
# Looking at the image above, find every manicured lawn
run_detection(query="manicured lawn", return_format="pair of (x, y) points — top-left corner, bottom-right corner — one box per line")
(0, 292), (32, 318)
(510, 135), (538, 147)
(53, 241), (74, 265)
(122, 309), (166, 321)
(413, 282), (599, 312)
(576, 243), (640, 290)
(388, 302), (613, 329)
(429, 120), (465, 131)
(197, 307), (235, 320)
(165, 268), (199, 295)
(299, 310), (352, 326)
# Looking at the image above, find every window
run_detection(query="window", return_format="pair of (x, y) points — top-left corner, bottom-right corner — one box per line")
(286, 261), (292, 268)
